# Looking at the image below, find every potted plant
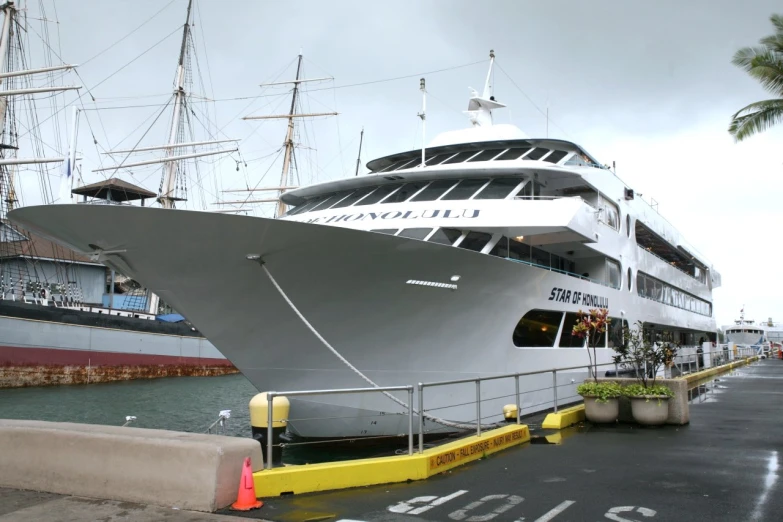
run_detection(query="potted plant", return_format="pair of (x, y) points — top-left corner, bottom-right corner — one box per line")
(613, 322), (678, 425)
(572, 309), (621, 423)
(576, 381), (623, 423)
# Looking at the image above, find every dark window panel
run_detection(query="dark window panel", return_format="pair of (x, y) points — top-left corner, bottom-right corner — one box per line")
(397, 228), (432, 240)
(467, 149), (507, 162)
(495, 147), (531, 161)
(427, 228), (462, 245)
(513, 309), (564, 347)
(355, 185), (399, 206)
(441, 179), (490, 201)
(474, 178), (523, 200)
(543, 150), (568, 164)
(526, 148), (550, 160)
(457, 231), (492, 252)
(411, 180), (458, 202)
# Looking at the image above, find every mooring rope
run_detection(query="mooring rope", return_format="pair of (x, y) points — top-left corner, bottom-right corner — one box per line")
(260, 263), (498, 431)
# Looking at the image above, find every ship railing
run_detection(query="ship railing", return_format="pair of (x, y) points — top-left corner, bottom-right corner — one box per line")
(637, 244), (707, 284)
(504, 257), (618, 290)
(263, 385), (414, 470)
(671, 345), (758, 376)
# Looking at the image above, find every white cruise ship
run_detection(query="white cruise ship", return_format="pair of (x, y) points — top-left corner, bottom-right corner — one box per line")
(723, 310), (783, 347)
(9, 53), (720, 439)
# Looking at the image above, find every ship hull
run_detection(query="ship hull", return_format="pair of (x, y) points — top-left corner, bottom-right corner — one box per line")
(0, 301), (235, 388)
(9, 204), (716, 437)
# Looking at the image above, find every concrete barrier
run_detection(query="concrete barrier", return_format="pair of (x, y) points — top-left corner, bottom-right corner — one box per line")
(595, 378), (689, 425)
(0, 419), (263, 512)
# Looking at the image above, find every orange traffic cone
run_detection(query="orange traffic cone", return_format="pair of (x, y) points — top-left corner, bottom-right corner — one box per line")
(230, 457), (263, 511)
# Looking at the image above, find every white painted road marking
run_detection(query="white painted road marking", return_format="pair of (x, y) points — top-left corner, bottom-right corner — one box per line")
(532, 500), (576, 521)
(605, 506), (656, 521)
(387, 490), (468, 515)
(449, 494), (524, 521)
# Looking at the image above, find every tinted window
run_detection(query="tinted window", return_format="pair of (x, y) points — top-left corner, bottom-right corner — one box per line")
(355, 185), (399, 206)
(382, 182), (428, 203)
(496, 147), (531, 160)
(467, 149), (506, 162)
(526, 148), (550, 160)
(371, 229), (398, 235)
(457, 231), (492, 252)
(411, 179), (458, 201)
(442, 150), (479, 164)
(288, 195), (328, 215)
(608, 318), (629, 348)
(606, 258), (621, 289)
(331, 186), (376, 208)
(425, 153), (457, 165)
(513, 310), (564, 348)
(489, 236), (509, 257)
(397, 228), (432, 240)
(508, 237), (530, 260)
(428, 228), (462, 245)
(474, 178), (522, 200)
(394, 158), (421, 171)
(559, 313), (585, 348)
(441, 178), (490, 200)
(543, 150), (568, 164)
(531, 246), (550, 267)
(380, 159), (410, 172)
(311, 191), (352, 212)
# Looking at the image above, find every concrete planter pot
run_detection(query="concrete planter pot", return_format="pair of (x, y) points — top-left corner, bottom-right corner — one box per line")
(582, 396), (619, 423)
(629, 396), (670, 425)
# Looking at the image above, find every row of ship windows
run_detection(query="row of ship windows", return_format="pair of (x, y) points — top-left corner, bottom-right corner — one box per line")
(376, 147), (574, 173)
(513, 310), (629, 348)
(287, 177), (525, 216)
(727, 329), (763, 334)
(636, 272), (712, 317)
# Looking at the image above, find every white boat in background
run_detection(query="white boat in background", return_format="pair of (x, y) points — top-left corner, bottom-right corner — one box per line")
(723, 308), (783, 348)
(9, 52), (721, 438)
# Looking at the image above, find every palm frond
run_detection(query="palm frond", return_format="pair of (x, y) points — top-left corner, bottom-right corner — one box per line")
(732, 48), (783, 95)
(728, 98), (783, 141)
(759, 34), (783, 54)
(770, 13), (783, 33)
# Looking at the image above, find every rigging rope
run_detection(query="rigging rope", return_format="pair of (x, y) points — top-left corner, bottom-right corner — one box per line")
(259, 263), (498, 431)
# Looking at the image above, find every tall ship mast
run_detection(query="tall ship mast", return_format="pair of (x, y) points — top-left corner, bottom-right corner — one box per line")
(11, 50), (722, 438)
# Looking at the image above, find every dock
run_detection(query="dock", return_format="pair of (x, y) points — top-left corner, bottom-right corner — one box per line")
(1, 358), (781, 521)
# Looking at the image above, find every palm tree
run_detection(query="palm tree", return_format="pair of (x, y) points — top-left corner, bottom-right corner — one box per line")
(728, 14), (783, 141)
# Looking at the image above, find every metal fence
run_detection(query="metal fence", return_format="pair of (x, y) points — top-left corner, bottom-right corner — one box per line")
(261, 344), (761, 469)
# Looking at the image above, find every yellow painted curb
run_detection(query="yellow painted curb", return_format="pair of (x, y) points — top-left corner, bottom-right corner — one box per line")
(684, 356), (759, 385)
(252, 424), (530, 497)
(541, 404), (585, 430)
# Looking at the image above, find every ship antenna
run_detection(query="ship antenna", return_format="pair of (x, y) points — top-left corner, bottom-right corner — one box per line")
(354, 127), (364, 176)
(465, 49), (505, 127)
(418, 78), (426, 166)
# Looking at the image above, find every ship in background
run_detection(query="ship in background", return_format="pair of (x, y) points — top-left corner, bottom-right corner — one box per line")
(723, 307), (783, 349)
(0, 0), (234, 388)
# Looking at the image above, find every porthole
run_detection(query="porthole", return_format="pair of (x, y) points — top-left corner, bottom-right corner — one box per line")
(628, 267), (633, 292)
(626, 214), (631, 237)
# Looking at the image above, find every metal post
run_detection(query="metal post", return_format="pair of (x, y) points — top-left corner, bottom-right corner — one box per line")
(407, 387), (414, 456)
(475, 380), (481, 437)
(514, 375), (521, 425)
(696, 353), (700, 372)
(552, 370), (558, 413)
(266, 392), (274, 470)
(418, 383), (424, 454)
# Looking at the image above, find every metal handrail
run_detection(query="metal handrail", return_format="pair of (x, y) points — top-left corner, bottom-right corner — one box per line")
(264, 385), (414, 470)
(504, 258), (617, 289)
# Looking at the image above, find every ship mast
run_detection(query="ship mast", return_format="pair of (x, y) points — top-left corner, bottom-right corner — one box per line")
(159, 0), (193, 209)
(237, 53), (336, 217)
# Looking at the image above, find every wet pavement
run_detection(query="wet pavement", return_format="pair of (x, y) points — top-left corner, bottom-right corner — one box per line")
(224, 359), (783, 522)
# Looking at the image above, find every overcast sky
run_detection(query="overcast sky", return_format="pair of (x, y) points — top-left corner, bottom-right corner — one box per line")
(12, 0), (783, 330)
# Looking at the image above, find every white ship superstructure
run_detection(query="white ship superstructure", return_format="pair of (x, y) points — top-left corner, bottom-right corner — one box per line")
(9, 53), (720, 438)
(724, 310), (783, 346)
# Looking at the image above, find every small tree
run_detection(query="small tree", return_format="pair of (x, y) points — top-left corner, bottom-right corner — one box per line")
(571, 308), (610, 382)
(612, 321), (678, 388)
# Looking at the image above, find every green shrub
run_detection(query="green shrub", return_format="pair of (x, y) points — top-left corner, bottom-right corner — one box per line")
(623, 383), (674, 398)
(576, 381), (622, 403)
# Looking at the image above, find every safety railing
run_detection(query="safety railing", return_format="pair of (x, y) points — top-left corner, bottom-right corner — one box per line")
(671, 345), (759, 376)
(264, 385), (414, 470)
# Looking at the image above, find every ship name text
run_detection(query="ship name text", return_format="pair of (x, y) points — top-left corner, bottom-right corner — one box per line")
(548, 287), (609, 308)
(296, 208), (481, 225)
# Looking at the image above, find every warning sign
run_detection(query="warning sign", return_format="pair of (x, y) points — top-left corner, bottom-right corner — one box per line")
(428, 427), (528, 472)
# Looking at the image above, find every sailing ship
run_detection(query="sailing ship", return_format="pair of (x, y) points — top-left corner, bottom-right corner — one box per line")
(10, 51), (721, 438)
(0, 0), (233, 388)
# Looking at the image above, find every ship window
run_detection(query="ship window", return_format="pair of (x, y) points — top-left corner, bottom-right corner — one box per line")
(288, 195), (328, 215)
(636, 271), (711, 316)
(608, 318), (629, 348)
(355, 185), (399, 206)
(331, 186), (377, 208)
(394, 158), (421, 171)
(379, 159), (410, 172)
(473, 178), (523, 200)
(496, 147), (531, 160)
(489, 236), (509, 258)
(606, 258), (621, 289)
(599, 195), (619, 230)
(427, 228), (462, 245)
(467, 149), (506, 162)
(397, 228), (432, 240)
(508, 237), (531, 260)
(441, 178), (490, 200)
(526, 148), (550, 161)
(442, 150), (479, 164)
(457, 231), (491, 252)
(626, 214), (631, 237)
(411, 179), (457, 202)
(371, 229), (398, 235)
(543, 150), (568, 164)
(310, 191), (351, 212)
(425, 153), (457, 166)
(559, 313), (585, 348)
(627, 267), (632, 292)
(513, 309), (563, 348)
(382, 182), (428, 203)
